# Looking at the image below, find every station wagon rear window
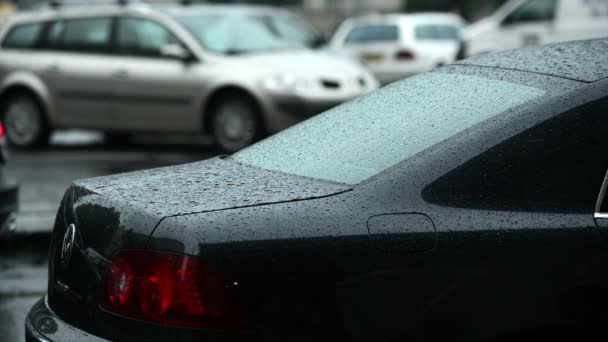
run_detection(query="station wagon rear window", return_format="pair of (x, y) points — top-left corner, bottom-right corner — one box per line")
(344, 25), (399, 44)
(415, 24), (461, 40)
(2, 22), (42, 49)
(233, 73), (546, 185)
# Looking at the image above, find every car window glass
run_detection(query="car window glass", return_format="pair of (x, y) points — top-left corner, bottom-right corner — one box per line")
(46, 20), (66, 48)
(61, 17), (112, 52)
(415, 24), (461, 40)
(269, 15), (317, 47)
(176, 14), (302, 55)
(233, 73), (546, 185)
(424, 98), (608, 213)
(2, 22), (43, 49)
(117, 17), (179, 57)
(503, 0), (557, 25)
(344, 24), (399, 44)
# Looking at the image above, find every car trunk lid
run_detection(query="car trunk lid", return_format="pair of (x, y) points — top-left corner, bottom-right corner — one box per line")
(47, 157), (351, 339)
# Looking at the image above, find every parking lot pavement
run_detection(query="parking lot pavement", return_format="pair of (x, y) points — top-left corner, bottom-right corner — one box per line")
(0, 131), (220, 340)
(6, 131), (219, 234)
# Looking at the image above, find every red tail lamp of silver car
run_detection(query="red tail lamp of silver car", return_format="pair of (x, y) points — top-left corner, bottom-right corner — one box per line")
(100, 250), (248, 329)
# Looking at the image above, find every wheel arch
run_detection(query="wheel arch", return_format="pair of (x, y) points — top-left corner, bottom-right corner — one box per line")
(0, 73), (53, 126)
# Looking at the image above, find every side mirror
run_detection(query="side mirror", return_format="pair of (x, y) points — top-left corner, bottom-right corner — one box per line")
(160, 44), (194, 62)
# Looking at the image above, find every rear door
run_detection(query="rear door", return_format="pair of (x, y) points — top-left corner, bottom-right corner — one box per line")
(38, 16), (119, 128)
(111, 16), (201, 132)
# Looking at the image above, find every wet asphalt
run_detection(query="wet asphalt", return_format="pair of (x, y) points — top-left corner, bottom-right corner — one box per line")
(0, 131), (220, 341)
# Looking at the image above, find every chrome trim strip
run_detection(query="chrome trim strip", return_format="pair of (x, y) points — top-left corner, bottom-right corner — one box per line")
(594, 169), (608, 218)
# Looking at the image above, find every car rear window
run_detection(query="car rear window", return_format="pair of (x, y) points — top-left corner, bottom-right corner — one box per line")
(233, 72), (546, 185)
(2, 22), (43, 49)
(344, 24), (399, 44)
(415, 24), (461, 40)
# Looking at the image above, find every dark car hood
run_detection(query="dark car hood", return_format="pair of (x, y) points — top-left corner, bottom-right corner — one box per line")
(73, 157), (351, 229)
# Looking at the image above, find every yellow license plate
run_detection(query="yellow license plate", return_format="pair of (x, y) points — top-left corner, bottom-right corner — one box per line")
(361, 53), (384, 62)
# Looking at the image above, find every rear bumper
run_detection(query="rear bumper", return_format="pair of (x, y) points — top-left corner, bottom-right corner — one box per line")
(26, 296), (109, 342)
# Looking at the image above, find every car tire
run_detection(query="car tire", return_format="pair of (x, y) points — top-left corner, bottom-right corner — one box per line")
(210, 95), (262, 153)
(1, 92), (49, 148)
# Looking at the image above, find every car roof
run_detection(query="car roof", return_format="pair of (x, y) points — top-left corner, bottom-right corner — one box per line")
(457, 39), (608, 83)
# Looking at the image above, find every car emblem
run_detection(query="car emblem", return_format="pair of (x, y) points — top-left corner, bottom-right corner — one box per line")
(61, 223), (76, 268)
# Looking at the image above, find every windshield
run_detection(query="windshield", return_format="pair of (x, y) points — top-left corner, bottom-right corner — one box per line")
(175, 13), (317, 54)
(233, 72), (545, 185)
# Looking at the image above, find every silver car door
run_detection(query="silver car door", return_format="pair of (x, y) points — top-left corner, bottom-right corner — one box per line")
(111, 16), (202, 132)
(39, 17), (119, 129)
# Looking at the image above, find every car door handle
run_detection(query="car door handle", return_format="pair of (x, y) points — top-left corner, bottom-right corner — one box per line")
(112, 70), (129, 79)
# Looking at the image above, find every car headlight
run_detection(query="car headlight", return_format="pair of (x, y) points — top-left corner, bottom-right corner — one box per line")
(262, 74), (316, 93)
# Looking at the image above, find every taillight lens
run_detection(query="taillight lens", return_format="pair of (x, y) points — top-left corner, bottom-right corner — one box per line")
(395, 50), (415, 61)
(100, 250), (248, 329)
(0, 122), (4, 138)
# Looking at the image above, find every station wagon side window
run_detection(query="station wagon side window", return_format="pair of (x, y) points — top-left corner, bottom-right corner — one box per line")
(1, 22), (43, 49)
(44, 17), (112, 53)
(502, 0), (557, 25)
(116, 17), (180, 58)
(344, 24), (399, 44)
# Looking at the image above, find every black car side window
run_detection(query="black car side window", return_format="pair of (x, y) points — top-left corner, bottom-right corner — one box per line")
(423, 99), (608, 214)
(1, 22), (43, 49)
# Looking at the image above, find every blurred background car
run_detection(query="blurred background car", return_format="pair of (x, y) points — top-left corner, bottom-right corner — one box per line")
(0, 1), (378, 152)
(330, 12), (465, 85)
(0, 121), (18, 236)
(460, 0), (608, 58)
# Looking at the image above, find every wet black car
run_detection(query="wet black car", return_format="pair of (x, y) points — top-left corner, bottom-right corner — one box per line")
(0, 121), (18, 235)
(27, 39), (608, 341)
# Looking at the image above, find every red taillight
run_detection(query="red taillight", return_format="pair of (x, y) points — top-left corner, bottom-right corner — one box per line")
(0, 122), (4, 138)
(100, 250), (248, 329)
(395, 50), (415, 61)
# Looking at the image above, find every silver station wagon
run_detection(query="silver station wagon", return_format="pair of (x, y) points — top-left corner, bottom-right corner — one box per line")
(0, 1), (378, 151)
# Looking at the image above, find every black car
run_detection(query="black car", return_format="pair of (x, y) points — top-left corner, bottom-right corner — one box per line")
(27, 39), (608, 341)
(0, 121), (18, 235)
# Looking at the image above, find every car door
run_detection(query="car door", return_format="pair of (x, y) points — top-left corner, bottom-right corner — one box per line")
(496, 0), (558, 51)
(592, 99), (608, 234)
(111, 16), (202, 132)
(415, 94), (608, 340)
(37, 16), (119, 129)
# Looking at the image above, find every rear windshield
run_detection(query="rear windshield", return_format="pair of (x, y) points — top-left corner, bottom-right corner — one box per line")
(415, 24), (461, 40)
(344, 24), (399, 44)
(233, 72), (545, 185)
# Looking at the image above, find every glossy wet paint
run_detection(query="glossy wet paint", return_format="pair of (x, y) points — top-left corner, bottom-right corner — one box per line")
(33, 40), (608, 341)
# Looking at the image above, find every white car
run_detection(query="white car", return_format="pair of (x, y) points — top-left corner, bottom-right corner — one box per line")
(330, 13), (466, 85)
(461, 0), (608, 58)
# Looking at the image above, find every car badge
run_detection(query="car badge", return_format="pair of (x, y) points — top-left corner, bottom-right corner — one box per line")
(61, 223), (76, 268)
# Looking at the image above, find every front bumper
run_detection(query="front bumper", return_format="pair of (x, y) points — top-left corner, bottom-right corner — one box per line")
(26, 296), (109, 342)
